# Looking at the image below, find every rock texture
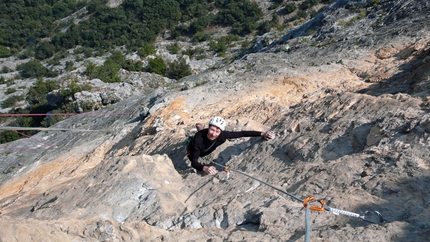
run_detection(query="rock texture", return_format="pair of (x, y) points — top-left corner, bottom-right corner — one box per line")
(1, 0), (430, 241)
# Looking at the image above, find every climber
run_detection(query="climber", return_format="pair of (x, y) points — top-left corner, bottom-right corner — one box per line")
(186, 116), (275, 175)
(140, 106), (150, 121)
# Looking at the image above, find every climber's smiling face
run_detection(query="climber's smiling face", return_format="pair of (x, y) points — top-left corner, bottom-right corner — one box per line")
(207, 125), (221, 141)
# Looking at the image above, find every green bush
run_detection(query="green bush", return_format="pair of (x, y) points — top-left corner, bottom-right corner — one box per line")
(123, 60), (143, 72)
(60, 80), (88, 100)
(5, 88), (17, 94)
(1, 66), (13, 73)
(300, 0), (319, 10)
(0, 130), (21, 144)
(65, 61), (75, 71)
(166, 57), (192, 79)
(189, 15), (214, 34)
(26, 78), (59, 106)
(0, 46), (11, 58)
(138, 44), (156, 58)
(285, 3), (297, 14)
(18, 47), (35, 59)
(17, 59), (48, 78)
(258, 21), (273, 35)
(171, 24), (189, 39)
(296, 10), (308, 20)
(214, 0), (263, 35)
(192, 32), (211, 42)
(241, 39), (252, 50)
(183, 47), (205, 58)
(85, 53), (124, 83)
(1, 95), (24, 108)
(147, 56), (167, 75)
(209, 35), (239, 53)
(35, 41), (56, 60)
(84, 47), (94, 58)
(167, 43), (180, 55)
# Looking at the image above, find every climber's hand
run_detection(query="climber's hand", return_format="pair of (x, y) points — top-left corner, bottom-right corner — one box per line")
(203, 166), (217, 175)
(263, 130), (275, 140)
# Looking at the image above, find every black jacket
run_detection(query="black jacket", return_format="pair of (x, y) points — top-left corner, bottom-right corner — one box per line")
(187, 129), (261, 171)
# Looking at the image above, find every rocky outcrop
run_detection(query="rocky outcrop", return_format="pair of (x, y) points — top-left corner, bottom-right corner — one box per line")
(1, 0), (429, 241)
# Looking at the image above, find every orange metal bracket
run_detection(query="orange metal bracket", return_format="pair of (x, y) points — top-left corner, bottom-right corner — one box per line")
(224, 165), (231, 172)
(303, 196), (326, 211)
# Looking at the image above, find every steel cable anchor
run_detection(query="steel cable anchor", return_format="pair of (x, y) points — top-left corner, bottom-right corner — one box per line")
(303, 196), (385, 224)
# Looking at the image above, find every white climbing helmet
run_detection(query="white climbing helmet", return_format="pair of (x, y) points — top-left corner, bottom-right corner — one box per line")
(209, 116), (226, 131)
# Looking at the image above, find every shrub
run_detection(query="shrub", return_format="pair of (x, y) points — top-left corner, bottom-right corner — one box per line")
(0, 77), (14, 85)
(296, 10), (308, 20)
(285, 3), (297, 14)
(138, 44), (156, 58)
(17, 59), (48, 78)
(0, 131), (21, 144)
(123, 60), (143, 72)
(18, 47), (35, 59)
(85, 60), (121, 83)
(192, 32), (211, 42)
(258, 21), (273, 35)
(65, 61), (75, 71)
(166, 57), (192, 79)
(147, 56), (166, 75)
(0, 46), (11, 58)
(35, 41), (56, 60)
(26, 78), (59, 106)
(167, 43), (180, 55)
(1, 66), (13, 73)
(84, 47), (93, 58)
(171, 24), (189, 39)
(5, 88), (17, 94)
(241, 39), (252, 50)
(300, 0), (319, 10)
(1, 95), (24, 108)
(183, 47), (205, 58)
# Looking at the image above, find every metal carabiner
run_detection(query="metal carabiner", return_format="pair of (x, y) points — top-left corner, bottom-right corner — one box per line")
(303, 196), (325, 211)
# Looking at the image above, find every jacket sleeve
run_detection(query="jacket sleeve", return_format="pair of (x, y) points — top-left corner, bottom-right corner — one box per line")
(222, 130), (262, 139)
(187, 133), (206, 171)
(188, 147), (204, 171)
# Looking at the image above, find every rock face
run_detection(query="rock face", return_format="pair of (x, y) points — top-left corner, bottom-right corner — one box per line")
(1, 0), (430, 241)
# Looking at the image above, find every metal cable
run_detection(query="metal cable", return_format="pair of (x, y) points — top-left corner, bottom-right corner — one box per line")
(212, 161), (304, 203)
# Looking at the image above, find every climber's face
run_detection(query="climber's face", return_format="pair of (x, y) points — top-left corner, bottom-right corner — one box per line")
(207, 125), (221, 140)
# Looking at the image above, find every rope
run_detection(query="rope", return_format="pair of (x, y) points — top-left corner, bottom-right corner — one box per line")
(14, 130), (54, 148)
(0, 126), (108, 132)
(0, 112), (134, 117)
